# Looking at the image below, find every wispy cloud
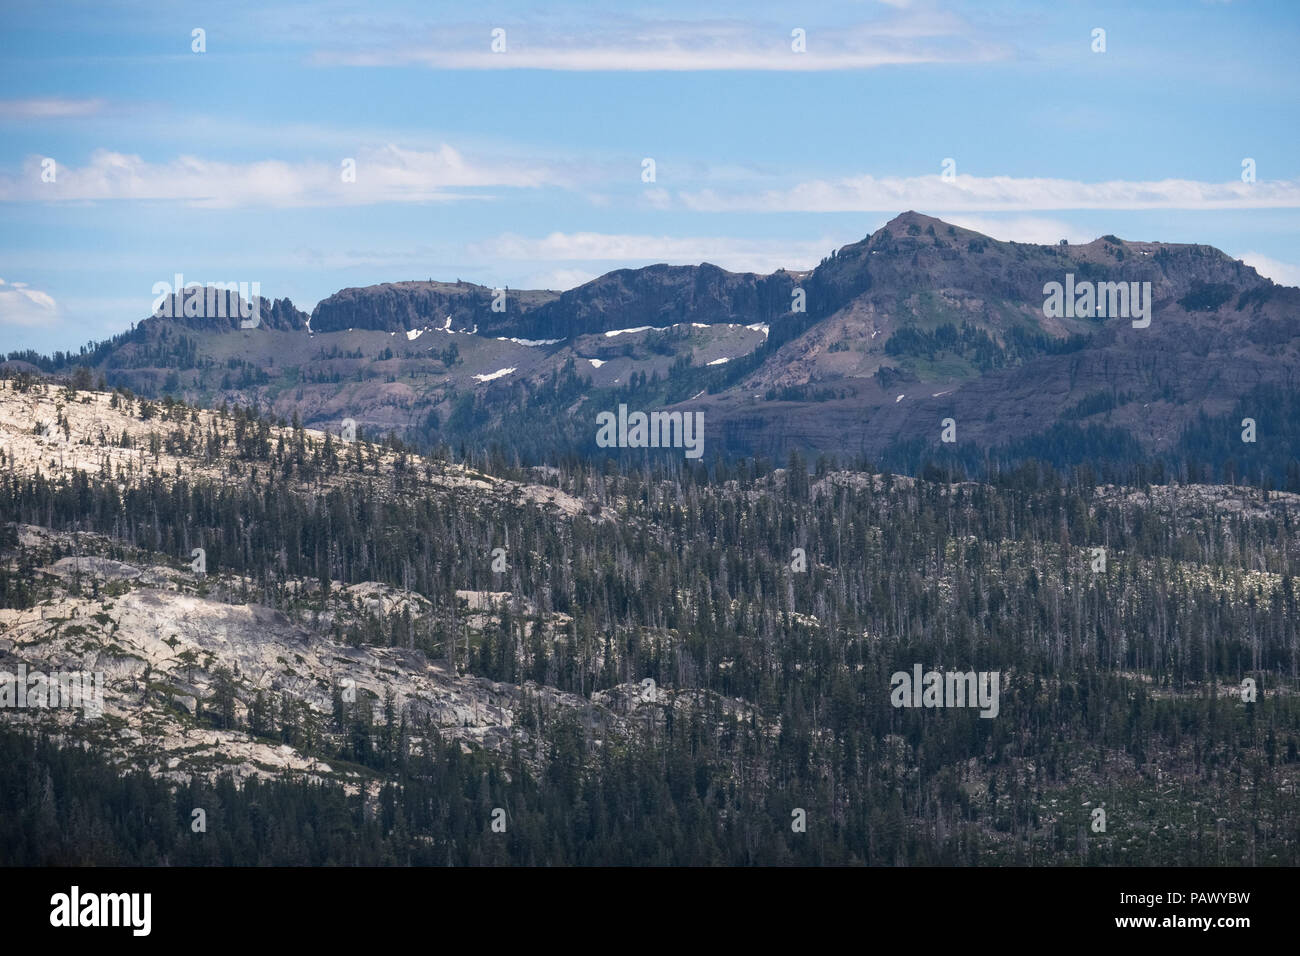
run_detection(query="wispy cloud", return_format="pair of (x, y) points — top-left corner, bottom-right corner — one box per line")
(524, 268), (602, 291)
(313, 11), (1006, 72)
(941, 215), (1097, 245)
(468, 231), (850, 273)
(0, 278), (59, 328)
(677, 174), (1300, 212)
(0, 98), (106, 119)
(1238, 251), (1300, 288)
(0, 144), (571, 207)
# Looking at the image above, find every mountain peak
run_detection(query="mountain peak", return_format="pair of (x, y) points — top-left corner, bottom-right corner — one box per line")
(881, 210), (950, 233)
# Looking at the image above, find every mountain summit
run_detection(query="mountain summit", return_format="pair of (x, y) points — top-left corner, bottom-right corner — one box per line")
(13, 214), (1298, 484)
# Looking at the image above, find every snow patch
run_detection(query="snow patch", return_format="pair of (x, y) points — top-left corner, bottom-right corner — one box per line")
(746, 323), (770, 338)
(604, 325), (668, 338)
(473, 367), (516, 382)
(587, 358), (606, 368)
(707, 357), (730, 366)
(895, 394), (905, 403)
(496, 336), (565, 347)
(406, 328), (425, 341)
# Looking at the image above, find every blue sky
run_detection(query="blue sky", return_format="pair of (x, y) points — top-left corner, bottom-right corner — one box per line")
(2, 0), (1298, 354)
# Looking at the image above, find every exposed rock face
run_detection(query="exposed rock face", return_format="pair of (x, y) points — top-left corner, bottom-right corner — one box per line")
(0, 519), (716, 790)
(309, 281), (559, 334)
(0, 564), (570, 787)
(305, 266), (799, 341)
(141, 293), (309, 333)
(516, 263), (799, 341)
(259, 297), (311, 331)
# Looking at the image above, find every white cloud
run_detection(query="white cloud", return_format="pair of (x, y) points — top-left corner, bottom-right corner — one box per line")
(469, 231), (848, 274)
(524, 268), (602, 291)
(1238, 251), (1300, 288)
(677, 174), (1300, 213)
(0, 98), (105, 119)
(0, 143), (568, 207)
(341, 46), (956, 72)
(314, 14), (1005, 72)
(0, 278), (59, 327)
(941, 215), (1095, 245)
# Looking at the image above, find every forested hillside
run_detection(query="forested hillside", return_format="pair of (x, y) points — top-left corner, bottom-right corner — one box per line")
(2, 374), (1298, 864)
